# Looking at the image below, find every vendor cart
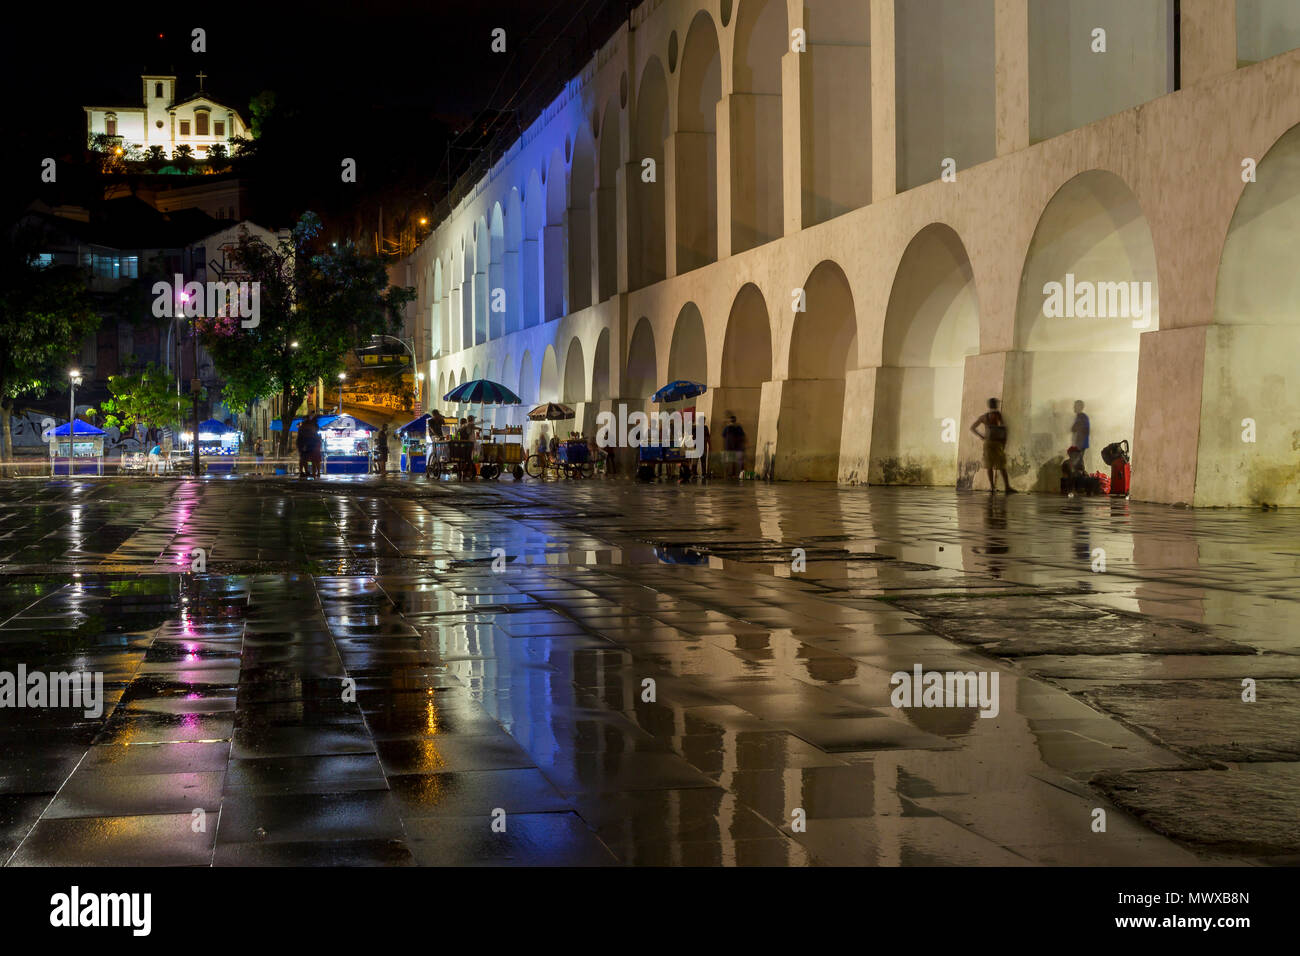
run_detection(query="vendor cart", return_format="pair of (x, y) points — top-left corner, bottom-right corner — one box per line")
(430, 438), (476, 480)
(637, 443), (686, 481)
(479, 426), (526, 480)
(556, 438), (594, 479)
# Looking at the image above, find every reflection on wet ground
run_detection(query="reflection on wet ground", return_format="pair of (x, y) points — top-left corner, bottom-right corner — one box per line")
(0, 476), (1296, 865)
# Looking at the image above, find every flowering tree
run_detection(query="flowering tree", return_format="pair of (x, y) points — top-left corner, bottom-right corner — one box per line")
(198, 213), (413, 454)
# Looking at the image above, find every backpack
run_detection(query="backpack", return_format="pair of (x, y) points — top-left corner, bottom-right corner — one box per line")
(986, 412), (1007, 443)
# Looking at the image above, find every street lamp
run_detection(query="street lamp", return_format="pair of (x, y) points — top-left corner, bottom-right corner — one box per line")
(179, 292), (201, 478)
(68, 370), (82, 465)
(370, 334), (419, 409)
(338, 372), (346, 413)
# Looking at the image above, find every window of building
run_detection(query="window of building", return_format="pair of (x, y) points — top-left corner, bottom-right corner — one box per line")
(196, 113), (209, 136)
(179, 120), (190, 136)
(105, 117), (116, 136)
(122, 256), (139, 278)
(214, 121), (225, 137)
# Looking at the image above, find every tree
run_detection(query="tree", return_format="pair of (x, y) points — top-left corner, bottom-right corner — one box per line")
(0, 229), (101, 461)
(173, 144), (194, 174)
(248, 91), (276, 139)
(88, 133), (127, 174)
(92, 358), (189, 440)
(145, 145), (167, 172)
(206, 143), (229, 172)
(196, 213), (414, 454)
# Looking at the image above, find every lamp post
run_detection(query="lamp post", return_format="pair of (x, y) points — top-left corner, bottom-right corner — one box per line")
(178, 295), (201, 479)
(371, 334), (419, 411)
(338, 372), (346, 414)
(68, 369), (82, 468)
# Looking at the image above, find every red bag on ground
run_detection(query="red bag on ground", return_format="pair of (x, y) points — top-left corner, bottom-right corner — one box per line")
(1092, 471), (1111, 494)
(1110, 460), (1131, 496)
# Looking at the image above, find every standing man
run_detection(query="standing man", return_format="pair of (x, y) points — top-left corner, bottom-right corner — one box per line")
(698, 415), (712, 480)
(425, 409), (445, 480)
(375, 424), (390, 476)
(296, 416), (314, 478)
(309, 413), (325, 477)
(1071, 400), (1091, 471)
(721, 414), (746, 479)
(970, 398), (1017, 494)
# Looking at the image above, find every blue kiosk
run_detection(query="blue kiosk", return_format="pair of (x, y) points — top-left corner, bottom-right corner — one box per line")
(195, 418), (241, 473)
(49, 420), (106, 475)
(398, 413), (430, 473)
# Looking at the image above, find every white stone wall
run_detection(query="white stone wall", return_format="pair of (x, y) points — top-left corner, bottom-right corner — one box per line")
(403, 0), (1300, 506)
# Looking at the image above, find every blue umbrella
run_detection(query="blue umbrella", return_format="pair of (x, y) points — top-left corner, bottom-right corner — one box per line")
(269, 415), (339, 432)
(652, 380), (707, 403)
(655, 545), (708, 565)
(50, 420), (106, 436)
(198, 418), (237, 435)
(443, 379), (522, 405)
(325, 414), (377, 432)
(397, 413), (430, 436)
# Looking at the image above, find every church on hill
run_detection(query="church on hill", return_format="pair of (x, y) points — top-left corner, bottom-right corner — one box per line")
(83, 72), (248, 160)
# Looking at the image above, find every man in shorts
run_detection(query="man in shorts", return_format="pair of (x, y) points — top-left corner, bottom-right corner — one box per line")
(970, 398), (1017, 494)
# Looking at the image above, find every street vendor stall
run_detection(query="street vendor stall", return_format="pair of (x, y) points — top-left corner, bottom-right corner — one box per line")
(187, 418), (241, 474)
(429, 437), (476, 480)
(433, 379), (523, 480)
(555, 436), (594, 479)
(638, 380), (707, 481)
(397, 413), (431, 473)
(49, 420), (105, 476)
(320, 414), (377, 474)
(479, 426), (526, 480)
(523, 403), (575, 480)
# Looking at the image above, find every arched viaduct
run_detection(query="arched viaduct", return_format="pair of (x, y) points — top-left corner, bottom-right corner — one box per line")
(401, 0), (1300, 506)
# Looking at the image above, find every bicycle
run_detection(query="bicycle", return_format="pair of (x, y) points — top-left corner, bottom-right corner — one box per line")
(524, 451), (562, 480)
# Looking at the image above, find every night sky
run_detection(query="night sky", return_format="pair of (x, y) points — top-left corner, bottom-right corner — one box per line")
(3, 0), (630, 234)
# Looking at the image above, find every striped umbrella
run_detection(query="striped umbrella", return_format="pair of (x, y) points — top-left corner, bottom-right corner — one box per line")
(526, 402), (575, 421)
(443, 379), (523, 437)
(443, 379), (522, 405)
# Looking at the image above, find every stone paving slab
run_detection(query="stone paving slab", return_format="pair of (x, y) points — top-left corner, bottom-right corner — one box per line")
(1, 477), (1297, 866)
(1080, 679), (1300, 763)
(1095, 764), (1300, 859)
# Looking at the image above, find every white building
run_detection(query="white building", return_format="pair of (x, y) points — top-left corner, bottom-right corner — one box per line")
(84, 73), (248, 159)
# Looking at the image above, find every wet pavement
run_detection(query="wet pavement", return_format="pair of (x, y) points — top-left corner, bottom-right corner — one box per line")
(0, 474), (1296, 866)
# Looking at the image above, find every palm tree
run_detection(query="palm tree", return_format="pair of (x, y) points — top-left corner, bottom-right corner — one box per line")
(145, 145), (166, 172)
(206, 143), (229, 172)
(173, 144), (194, 173)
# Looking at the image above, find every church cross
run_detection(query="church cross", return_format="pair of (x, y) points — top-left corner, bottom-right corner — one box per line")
(196, 71), (207, 92)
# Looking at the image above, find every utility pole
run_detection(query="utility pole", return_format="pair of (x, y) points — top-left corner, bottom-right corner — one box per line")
(191, 321), (201, 478)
